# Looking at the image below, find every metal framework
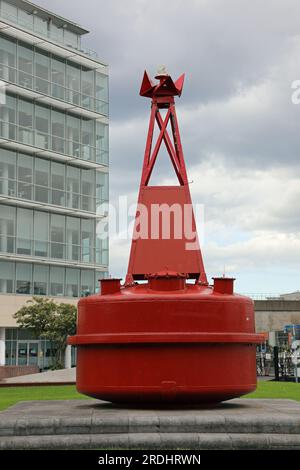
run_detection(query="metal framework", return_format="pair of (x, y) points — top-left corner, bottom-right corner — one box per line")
(126, 70), (207, 285)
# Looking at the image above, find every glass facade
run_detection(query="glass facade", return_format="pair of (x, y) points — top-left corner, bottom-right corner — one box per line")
(0, 1), (109, 305)
(0, 260), (106, 297)
(5, 328), (77, 369)
(0, 149), (108, 211)
(0, 0), (98, 58)
(0, 205), (108, 266)
(0, 95), (109, 164)
(0, 34), (108, 115)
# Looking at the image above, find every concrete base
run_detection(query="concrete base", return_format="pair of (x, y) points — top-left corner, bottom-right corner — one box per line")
(1, 398), (300, 449)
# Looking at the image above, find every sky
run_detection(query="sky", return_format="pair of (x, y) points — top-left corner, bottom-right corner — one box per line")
(36, 0), (300, 295)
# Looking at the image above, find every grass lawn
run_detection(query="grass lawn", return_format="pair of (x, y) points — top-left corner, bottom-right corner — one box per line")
(0, 381), (299, 412)
(0, 385), (88, 412)
(245, 380), (300, 401)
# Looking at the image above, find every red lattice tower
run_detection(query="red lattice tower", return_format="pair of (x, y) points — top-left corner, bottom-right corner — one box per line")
(126, 69), (207, 285)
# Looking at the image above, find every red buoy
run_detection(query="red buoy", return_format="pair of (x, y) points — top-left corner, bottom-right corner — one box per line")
(68, 69), (263, 404)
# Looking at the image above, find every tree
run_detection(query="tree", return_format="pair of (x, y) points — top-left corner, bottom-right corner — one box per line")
(14, 296), (77, 369)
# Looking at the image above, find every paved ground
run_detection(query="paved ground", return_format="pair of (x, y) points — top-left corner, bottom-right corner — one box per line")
(0, 367), (76, 385)
(1, 398), (300, 449)
(257, 375), (275, 381)
(1, 368), (274, 385)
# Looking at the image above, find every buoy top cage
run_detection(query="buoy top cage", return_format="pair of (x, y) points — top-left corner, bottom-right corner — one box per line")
(125, 69), (207, 286)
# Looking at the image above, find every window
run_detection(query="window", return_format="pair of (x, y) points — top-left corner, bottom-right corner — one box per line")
(96, 233), (108, 265)
(5, 338), (17, 365)
(35, 158), (50, 203)
(18, 99), (33, 145)
(34, 16), (48, 36)
(81, 219), (94, 263)
(51, 111), (65, 153)
(35, 158), (49, 187)
(1, 1), (17, 22)
(82, 119), (95, 161)
(50, 214), (65, 259)
(66, 63), (80, 105)
(35, 105), (50, 149)
(51, 57), (65, 100)
(50, 266), (64, 296)
(66, 268), (79, 297)
(16, 263), (32, 294)
(0, 94), (16, 140)
(18, 9), (33, 30)
(33, 265), (48, 295)
(51, 162), (65, 206)
(0, 261), (100, 296)
(18, 329), (36, 341)
(17, 153), (32, 200)
(96, 122), (108, 165)
(66, 115), (80, 157)
(81, 270), (93, 297)
(16, 208), (33, 255)
(66, 166), (80, 209)
(50, 23), (64, 43)
(0, 205), (15, 254)
(81, 67), (94, 109)
(81, 169), (95, 212)
(0, 34), (16, 83)
(35, 158), (49, 203)
(34, 211), (48, 257)
(96, 172), (108, 211)
(0, 149), (16, 197)
(96, 72), (108, 115)
(18, 43), (33, 89)
(0, 260), (14, 293)
(95, 270), (107, 293)
(66, 217), (80, 261)
(64, 30), (78, 49)
(35, 50), (50, 95)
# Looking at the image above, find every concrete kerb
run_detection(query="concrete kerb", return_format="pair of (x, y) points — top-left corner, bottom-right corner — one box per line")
(1, 398), (300, 449)
(1, 412), (300, 436)
(1, 433), (300, 450)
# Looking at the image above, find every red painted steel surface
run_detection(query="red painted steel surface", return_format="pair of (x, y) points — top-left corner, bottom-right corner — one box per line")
(125, 71), (207, 285)
(68, 70), (264, 404)
(69, 280), (262, 403)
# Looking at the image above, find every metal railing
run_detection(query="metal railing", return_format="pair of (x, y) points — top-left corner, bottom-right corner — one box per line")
(240, 293), (282, 300)
(0, 10), (99, 59)
(0, 120), (109, 166)
(0, 235), (108, 265)
(0, 63), (108, 116)
(0, 177), (108, 214)
(257, 347), (299, 380)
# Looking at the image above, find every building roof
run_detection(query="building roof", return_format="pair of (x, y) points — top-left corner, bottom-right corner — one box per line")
(6, 0), (89, 35)
(280, 291), (300, 300)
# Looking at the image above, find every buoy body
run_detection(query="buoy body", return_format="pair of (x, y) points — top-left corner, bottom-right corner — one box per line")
(69, 276), (262, 403)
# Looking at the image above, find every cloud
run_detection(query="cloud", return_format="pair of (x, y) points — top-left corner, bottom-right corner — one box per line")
(108, 155), (300, 285)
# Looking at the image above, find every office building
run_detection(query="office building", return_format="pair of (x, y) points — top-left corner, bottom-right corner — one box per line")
(0, 0), (109, 371)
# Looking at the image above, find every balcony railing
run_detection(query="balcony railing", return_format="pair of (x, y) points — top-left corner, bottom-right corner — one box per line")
(240, 293), (282, 300)
(0, 235), (108, 266)
(0, 10), (99, 59)
(0, 63), (109, 116)
(0, 177), (108, 215)
(0, 120), (109, 166)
